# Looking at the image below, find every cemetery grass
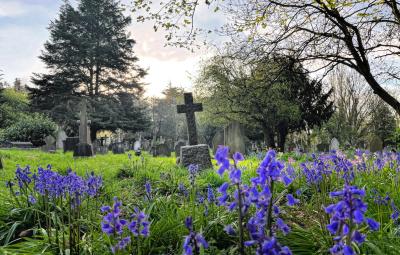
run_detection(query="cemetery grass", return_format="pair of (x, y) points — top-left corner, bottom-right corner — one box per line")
(0, 150), (399, 254)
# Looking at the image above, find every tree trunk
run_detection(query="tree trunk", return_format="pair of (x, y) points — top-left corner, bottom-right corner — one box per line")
(277, 124), (288, 152)
(263, 127), (275, 149)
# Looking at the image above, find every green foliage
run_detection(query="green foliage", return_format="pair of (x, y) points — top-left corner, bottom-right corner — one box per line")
(196, 55), (333, 150)
(29, 0), (149, 137)
(0, 88), (29, 129)
(0, 114), (56, 146)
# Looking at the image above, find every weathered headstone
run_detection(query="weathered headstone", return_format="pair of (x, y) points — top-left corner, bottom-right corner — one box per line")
(329, 138), (340, 151)
(142, 139), (150, 151)
(111, 142), (125, 154)
(134, 140), (141, 151)
(64, 137), (79, 152)
(56, 128), (67, 150)
(224, 122), (247, 155)
(317, 143), (329, 152)
(73, 101), (93, 157)
(152, 143), (171, 157)
(41, 135), (56, 152)
(177, 92), (212, 170)
(369, 136), (383, 153)
(9, 141), (33, 149)
(174, 140), (187, 157)
(180, 144), (212, 170)
(212, 130), (224, 153)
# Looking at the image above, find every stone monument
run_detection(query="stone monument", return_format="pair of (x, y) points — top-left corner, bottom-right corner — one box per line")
(369, 136), (383, 153)
(73, 100), (93, 157)
(224, 122), (247, 155)
(329, 138), (340, 151)
(177, 93), (212, 170)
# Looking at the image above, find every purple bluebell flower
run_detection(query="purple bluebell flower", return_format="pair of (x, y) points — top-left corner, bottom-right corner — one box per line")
(182, 216), (208, 255)
(215, 146), (230, 175)
(233, 152), (244, 164)
(111, 236), (131, 254)
(101, 197), (128, 236)
(28, 194), (36, 204)
(325, 185), (379, 254)
(85, 171), (102, 197)
(128, 207), (150, 237)
(188, 164), (199, 187)
(286, 194), (299, 206)
(207, 184), (215, 203)
(15, 165), (32, 188)
(145, 181), (152, 198)
(224, 224), (236, 236)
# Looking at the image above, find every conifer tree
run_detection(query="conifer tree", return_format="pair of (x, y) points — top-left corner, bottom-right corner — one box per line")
(29, 0), (149, 138)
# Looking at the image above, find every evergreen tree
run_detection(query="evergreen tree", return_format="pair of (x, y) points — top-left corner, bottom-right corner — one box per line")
(29, 0), (149, 139)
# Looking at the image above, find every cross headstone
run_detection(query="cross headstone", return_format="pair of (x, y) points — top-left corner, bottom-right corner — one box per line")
(177, 93), (203, 145)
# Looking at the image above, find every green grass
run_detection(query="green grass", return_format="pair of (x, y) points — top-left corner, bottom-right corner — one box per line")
(0, 149), (400, 254)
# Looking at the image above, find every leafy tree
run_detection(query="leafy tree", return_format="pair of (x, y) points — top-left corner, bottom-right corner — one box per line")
(134, 0), (400, 115)
(368, 97), (397, 146)
(196, 55), (333, 151)
(29, 0), (149, 140)
(0, 88), (29, 129)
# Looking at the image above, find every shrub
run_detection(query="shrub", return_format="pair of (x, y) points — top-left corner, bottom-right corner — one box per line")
(0, 113), (56, 146)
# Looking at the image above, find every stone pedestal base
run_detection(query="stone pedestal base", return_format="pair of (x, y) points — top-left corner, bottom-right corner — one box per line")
(180, 144), (212, 170)
(73, 143), (93, 157)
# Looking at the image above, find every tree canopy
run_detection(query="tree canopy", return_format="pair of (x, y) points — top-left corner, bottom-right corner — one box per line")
(134, 0), (400, 115)
(195, 55), (334, 150)
(29, 0), (149, 139)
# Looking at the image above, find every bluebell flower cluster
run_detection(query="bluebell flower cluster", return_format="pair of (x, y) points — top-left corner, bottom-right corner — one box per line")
(215, 147), (294, 255)
(325, 185), (379, 255)
(9, 165), (103, 207)
(101, 197), (150, 254)
(182, 216), (208, 255)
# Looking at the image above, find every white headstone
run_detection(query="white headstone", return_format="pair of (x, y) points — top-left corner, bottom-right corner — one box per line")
(330, 138), (340, 151)
(56, 128), (67, 150)
(134, 140), (141, 151)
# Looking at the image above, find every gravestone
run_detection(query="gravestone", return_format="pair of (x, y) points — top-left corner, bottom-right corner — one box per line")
(329, 138), (340, 151)
(317, 143), (329, 152)
(63, 137), (79, 152)
(56, 128), (67, 150)
(224, 122), (247, 155)
(177, 93), (202, 145)
(9, 142), (33, 149)
(212, 130), (224, 153)
(152, 143), (171, 157)
(174, 140), (187, 158)
(142, 139), (150, 151)
(180, 144), (212, 170)
(111, 142), (125, 154)
(73, 101), (93, 157)
(369, 136), (383, 153)
(177, 93), (212, 170)
(41, 135), (56, 152)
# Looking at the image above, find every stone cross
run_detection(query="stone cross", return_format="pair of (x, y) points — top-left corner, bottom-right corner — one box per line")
(177, 93), (203, 145)
(77, 100), (91, 144)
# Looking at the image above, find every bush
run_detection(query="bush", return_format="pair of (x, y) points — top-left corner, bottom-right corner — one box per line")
(0, 113), (56, 146)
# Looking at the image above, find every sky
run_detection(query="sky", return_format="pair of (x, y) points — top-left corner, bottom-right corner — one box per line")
(0, 0), (222, 97)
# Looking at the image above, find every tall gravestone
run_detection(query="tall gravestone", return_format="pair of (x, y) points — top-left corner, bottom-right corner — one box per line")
(224, 122), (247, 155)
(56, 128), (67, 150)
(73, 101), (93, 157)
(212, 130), (224, 153)
(177, 93), (212, 170)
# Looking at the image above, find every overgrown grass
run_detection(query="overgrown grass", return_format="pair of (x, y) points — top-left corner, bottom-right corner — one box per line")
(0, 149), (399, 254)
